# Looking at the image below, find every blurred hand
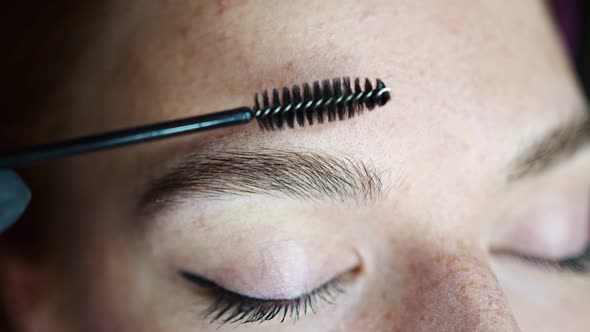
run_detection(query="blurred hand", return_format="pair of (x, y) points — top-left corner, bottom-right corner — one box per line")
(0, 169), (31, 233)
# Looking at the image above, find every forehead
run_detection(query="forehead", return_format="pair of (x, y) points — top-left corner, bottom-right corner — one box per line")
(20, 2), (582, 182)
(33, 2), (580, 217)
(71, 8), (576, 133)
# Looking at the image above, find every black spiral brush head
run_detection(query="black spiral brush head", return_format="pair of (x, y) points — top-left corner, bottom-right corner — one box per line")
(253, 77), (391, 130)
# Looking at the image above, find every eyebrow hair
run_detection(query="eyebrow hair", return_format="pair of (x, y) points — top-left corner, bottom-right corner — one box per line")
(508, 112), (590, 180)
(141, 148), (385, 208)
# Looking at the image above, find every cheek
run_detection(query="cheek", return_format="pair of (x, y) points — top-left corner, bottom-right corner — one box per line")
(70, 226), (174, 332)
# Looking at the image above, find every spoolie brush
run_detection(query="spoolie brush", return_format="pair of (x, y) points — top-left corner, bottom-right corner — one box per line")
(0, 77), (391, 167)
(254, 77), (390, 130)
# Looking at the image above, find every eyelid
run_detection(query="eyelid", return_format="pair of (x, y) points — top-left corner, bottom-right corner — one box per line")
(493, 184), (589, 261)
(180, 270), (347, 324)
(492, 185), (590, 274)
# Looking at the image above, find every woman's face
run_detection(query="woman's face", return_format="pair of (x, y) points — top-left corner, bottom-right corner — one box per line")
(6, 1), (590, 331)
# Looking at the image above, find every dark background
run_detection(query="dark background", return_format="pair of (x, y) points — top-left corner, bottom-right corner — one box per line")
(554, 0), (590, 97)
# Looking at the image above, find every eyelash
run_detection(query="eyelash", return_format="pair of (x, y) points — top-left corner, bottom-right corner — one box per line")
(180, 271), (346, 325)
(517, 245), (590, 274)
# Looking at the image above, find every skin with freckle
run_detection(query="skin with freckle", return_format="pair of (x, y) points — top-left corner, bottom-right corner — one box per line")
(1, 1), (590, 331)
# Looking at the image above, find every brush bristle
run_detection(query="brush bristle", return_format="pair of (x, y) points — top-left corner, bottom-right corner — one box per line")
(253, 77), (391, 130)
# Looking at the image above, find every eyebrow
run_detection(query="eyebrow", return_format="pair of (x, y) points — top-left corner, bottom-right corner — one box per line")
(508, 112), (590, 180)
(141, 148), (384, 208)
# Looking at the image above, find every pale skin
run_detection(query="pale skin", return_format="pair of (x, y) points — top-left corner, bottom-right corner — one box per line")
(1, 1), (589, 331)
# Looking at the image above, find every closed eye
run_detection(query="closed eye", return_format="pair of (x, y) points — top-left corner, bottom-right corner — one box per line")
(180, 270), (347, 325)
(514, 246), (590, 274)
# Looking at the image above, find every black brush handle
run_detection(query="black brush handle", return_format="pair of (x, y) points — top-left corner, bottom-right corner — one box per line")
(0, 107), (253, 168)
